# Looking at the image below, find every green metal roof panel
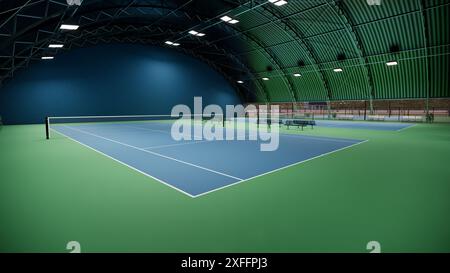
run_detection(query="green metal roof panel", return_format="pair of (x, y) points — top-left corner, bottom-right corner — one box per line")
(307, 30), (360, 62)
(425, 4), (450, 46)
(270, 40), (313, 68)
(249, 23), (293, 47)
(321, 59), (370, 101)
(356, 13), (425, 56)
(286, 67), (328, 102)
(280, 0), (328, 15)
(259, 72), (294, 102)
(245, 50), (272, 72)
(235, 9), (271, 30)
(286, 4), (345, 37)
(423, 0), (450, 9)
(343, 0), (419, 25)
(368, 51), (427, 99)
(428, 45), (450, 98)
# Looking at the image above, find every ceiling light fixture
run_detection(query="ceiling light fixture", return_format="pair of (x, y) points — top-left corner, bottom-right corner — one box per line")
(60, 24), (79, 30)
(269, 0), (288, 6)
(165, 41), (180, 46)
(189, 30), (206, 37)
(221, 16), (232, 22)
(221, 16), (239, 24)
(48, 44), (64, 48)
(386, 61), (398, 66)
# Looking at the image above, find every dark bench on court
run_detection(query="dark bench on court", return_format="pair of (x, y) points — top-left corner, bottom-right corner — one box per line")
(283, 119), (316, 130)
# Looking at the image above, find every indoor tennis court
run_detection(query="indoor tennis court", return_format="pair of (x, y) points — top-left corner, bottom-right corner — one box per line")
(1, 0), (449, 256)
(48, 116), (365, 197)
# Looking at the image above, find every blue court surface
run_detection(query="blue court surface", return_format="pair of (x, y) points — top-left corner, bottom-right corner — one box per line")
(314, 120), (415, 131)
(51, 122), (365, 197)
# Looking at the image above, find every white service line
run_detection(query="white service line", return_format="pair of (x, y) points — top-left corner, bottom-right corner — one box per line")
(280, 133), (361, 143)
(61, 125), (243, 181)
(141, 140), (210, 150)
(121, 124), (172, 135)
(122, 124), (204, 139)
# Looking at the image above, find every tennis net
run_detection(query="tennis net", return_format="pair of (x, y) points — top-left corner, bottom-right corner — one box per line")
(45, 114), (224, 139)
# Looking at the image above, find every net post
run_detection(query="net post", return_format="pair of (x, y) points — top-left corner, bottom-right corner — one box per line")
(45, 117), (50, 140)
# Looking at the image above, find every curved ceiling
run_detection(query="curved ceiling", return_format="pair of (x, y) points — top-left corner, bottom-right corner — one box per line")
(0, 0), (449, 103)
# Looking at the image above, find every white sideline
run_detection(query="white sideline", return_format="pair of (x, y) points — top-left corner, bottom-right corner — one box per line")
(280, 133), (359, 143)
(192, 139), (370, 198)
(61, 125), (243, 181)
(50, 128), (196, 198)
(51, 126), (369, 198)
(396, 124), (418, 132)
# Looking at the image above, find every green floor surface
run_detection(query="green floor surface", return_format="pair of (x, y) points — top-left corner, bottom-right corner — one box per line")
(1, 123), (449, 252)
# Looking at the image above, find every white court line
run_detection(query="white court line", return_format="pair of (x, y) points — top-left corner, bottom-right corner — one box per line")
(396, 124), (418, 132)
(121, 124), (171, 135)
(141, 140), (210, 150)
(61, 125), (243, 181)
(51, 126), (369, 199)
(193, 139), (369, 198)
(280, 132), (360, 143)
(316, 121), (415, 132)
(128, 122), (357, 144)
(122, 124), (204, 139)
(48, 114), (209, 119)
(50, 128), (196, 198)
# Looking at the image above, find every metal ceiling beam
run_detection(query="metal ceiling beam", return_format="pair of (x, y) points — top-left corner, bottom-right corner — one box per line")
(59, 4), (267, 100)
(331, 0), (375, 111)
(257, 2), (332, 102)
(418, 0), (431, 113)
(191, 2), (330, 51)
(0, 21), (263, 101)
(62, 24), (267, 101)
(0, 0), (269, 101)
(75, 34), (252, 103)
(0, 0), (35, 30)
(202, 2), (449, 59)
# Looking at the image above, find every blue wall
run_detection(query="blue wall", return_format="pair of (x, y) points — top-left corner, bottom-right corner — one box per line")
(0, 44), (240, 124)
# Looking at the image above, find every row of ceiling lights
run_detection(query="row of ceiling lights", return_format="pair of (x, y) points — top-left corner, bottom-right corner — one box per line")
(237, 61), (399, 84)
(40, 23), (80, 59)
(166, 0), (290, 84)
(40, 1), (399, 85)
(164, 0), (288, 47)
